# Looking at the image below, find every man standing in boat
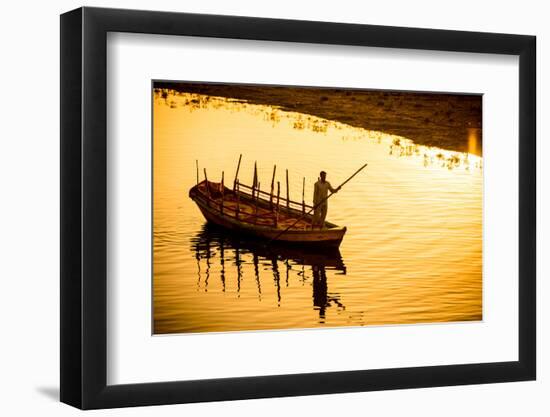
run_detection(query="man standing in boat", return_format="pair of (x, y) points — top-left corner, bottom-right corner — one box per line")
(312, 171), (340, 229)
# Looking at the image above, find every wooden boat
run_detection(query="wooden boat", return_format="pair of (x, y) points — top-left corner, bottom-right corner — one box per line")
(189, 174), (347, 247)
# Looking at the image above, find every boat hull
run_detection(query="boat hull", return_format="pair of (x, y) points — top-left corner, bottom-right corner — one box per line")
(193, 223), (347, 271)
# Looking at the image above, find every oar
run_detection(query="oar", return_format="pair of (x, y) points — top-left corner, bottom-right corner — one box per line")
(265, 163), (368, 246)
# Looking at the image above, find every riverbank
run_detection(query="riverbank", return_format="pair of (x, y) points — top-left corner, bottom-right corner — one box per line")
(154, 81), (482, 156)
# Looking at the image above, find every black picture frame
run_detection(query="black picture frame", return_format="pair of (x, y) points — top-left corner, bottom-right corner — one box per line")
(60, 6), (536, 410)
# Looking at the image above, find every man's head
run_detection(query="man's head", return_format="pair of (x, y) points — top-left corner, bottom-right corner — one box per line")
(320, 171), (327, 182)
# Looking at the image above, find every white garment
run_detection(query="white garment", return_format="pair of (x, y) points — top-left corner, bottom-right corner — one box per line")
(313, 180), (336, 207)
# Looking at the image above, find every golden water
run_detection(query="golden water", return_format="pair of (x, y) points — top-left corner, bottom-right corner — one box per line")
(153, 91), (482, 334)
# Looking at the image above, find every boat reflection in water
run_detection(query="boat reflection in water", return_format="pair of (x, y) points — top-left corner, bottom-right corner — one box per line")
(190, 223), (347, 323)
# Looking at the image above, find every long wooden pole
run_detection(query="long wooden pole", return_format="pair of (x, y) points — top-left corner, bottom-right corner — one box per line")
(220, 171), (224, 214)
(235, 180), (240, 219)
(233, 154), (242, 192)
(254, 182), (260, 224)
(203, 168), (210, 207)
(196, 160), (199, 185)
(270, 165), (276, 209)
(266, 163), (368, 245)
(252, 161), (258, 194)
(275, 181), (280, 227)
(302, 177), (305, 215)
(286, 169), (290, 210)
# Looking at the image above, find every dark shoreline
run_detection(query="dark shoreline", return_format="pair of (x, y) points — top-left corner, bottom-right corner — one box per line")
(154, 81), (482, 156)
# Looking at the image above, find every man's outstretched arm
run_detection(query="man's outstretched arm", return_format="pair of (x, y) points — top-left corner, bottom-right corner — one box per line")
(328, 182), (340, 193)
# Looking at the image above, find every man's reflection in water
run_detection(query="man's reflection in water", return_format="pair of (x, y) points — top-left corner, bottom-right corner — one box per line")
(311, 264), (346, 323)
(312, 265), (328, 322)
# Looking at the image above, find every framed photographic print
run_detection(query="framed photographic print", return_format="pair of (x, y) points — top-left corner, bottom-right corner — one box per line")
(60, 6), (536, 409)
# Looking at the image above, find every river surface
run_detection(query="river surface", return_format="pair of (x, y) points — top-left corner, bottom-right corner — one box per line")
(153, 90), (482, 334)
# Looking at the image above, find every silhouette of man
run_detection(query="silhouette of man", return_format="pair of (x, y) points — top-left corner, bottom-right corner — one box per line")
(312, 171), (340, 229)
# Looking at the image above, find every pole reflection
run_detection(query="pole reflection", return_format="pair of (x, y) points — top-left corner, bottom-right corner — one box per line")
(190, 223), (347, 323)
